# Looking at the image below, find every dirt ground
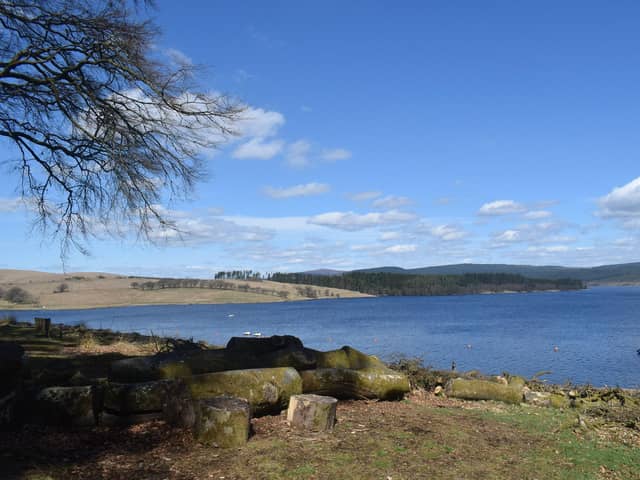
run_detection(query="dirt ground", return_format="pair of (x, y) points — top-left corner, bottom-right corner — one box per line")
(2, 391), (639, 480)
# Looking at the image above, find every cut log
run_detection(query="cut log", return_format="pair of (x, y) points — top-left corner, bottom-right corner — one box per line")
(287, 394), (337, 432)
(445, 378), (523, 405)
(300, 367), (410, 400)
(194, 396), (250, 448)
(186, 367), (302, 416)
(103, 380), (174, 415)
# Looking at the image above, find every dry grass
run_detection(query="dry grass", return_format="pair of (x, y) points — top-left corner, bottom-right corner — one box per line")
(0, 269), (369, 310)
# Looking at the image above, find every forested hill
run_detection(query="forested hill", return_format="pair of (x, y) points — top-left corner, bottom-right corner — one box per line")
(269, 272), (584, 297)
(354, 262), (640, 283)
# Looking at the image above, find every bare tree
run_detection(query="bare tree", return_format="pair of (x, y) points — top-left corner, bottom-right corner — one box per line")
(0, 0), (243, 254)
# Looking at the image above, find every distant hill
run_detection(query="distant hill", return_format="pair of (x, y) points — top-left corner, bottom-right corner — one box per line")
(299, 269), (345, 276)
(355, 262), (640, 283)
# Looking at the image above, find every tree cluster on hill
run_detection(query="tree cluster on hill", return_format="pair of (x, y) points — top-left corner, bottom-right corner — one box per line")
(130, 278), (289, 299)
(269, 272), (584, 296)
(214, 271), (262, 281)
(0, 286), (37, 304)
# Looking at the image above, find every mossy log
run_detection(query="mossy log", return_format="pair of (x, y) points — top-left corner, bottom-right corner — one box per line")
(103, 380), (174, 415)
(287, 394), (337, 432)
(301, 367), (410, 400)
(33, 386), (96, 426)
(109, 336), (317, 383)
(186, 367), (302, 416)
(194, 396), (250, 448)
(445, 378), (523, 404)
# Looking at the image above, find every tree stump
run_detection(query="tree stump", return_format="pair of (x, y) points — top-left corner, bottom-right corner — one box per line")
(286, 394), (337, 432)
(194, 396), (250, 448)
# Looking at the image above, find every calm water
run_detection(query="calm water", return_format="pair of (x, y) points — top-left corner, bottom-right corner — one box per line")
(4, 286), (639, 387)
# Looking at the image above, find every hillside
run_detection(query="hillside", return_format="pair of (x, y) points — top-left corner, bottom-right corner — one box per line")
(355, 262), (640, 283)
(0, 269), (369, 310)
(271, 271), (584, 296)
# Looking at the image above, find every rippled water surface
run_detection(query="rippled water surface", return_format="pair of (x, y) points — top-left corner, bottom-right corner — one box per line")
(4, 286), (640, 387)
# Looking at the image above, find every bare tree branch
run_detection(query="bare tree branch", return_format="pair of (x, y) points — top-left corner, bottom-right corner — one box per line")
(0, 0), (243, 256)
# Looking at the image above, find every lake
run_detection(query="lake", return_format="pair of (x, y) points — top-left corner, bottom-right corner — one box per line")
(3, 286), (639, 388)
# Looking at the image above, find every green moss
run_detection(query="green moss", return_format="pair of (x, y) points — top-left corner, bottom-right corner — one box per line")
(446, 378), (523, 404)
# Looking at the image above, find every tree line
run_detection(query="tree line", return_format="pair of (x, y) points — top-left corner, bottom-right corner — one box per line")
(130, 278), (290, 299)
(269, 272), (585, 296)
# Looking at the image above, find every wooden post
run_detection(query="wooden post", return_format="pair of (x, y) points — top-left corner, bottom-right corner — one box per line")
(34, 317), (51, 337)
(286, 394), (337, 432)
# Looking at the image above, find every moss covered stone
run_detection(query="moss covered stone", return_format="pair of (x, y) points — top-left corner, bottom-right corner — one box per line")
(445, 378), (523, 405)
(194, 396), (250, 448)
(103, 380), (174, 414)
(34, 386), (96, 426)
(186, 367), (302, 416)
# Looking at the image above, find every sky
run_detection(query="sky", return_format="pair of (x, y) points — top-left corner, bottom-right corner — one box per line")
(2, 0), (640, 277)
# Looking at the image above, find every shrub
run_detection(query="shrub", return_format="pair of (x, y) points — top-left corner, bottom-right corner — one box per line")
(53, 282), (69, 293)
(3, 286), (37, 304)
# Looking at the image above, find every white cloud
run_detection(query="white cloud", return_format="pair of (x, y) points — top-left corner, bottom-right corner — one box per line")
(494, 229), (521, 242)
(308, 210), (417, 231)
(384, 244), (417, 254)
(429, 224), (468, 241)
(146, 207), (273, 246)
(236, 107), (285, 138)
(232, 137), (284, 160)
(380, 231), (401, 241)
(286, 140), (311, 168)
(164, 48), (193, 67)
(349, 191), (382, 202)
(0, 197), (25, 212)
(524, 210), (552, 220)
(527, 245), (569, 253)
(263, 182), (330, 199)
(372, 195), (412, 210)
(598, 176), (640, 219)
(320, 148), (351, 162)
(478, 200), (527, 216)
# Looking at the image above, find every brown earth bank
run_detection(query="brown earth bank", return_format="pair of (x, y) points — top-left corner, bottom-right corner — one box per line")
(1, 321), (639, 480)
(0, 269), (370, 310)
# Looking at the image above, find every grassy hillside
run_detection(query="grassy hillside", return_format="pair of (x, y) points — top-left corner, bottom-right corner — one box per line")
(356, 262), (640, 283)
(0, 269), (369, 310)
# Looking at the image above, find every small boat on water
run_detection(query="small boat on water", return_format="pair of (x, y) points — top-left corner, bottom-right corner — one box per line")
(243, 331), (251, 336)
(228, 314), (235, 318)
(253, 332), (262, 337)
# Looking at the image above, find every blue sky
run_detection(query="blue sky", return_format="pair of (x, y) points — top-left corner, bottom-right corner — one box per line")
(2, 0), (640, 276)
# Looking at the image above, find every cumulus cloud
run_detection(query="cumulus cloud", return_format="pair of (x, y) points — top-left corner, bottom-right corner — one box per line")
(349, 191), (382, 202)
(320, 148), (351, 162)
(263, 182), (330, 199)
(478, 200), (527, 216)
(286, 140), (311, 168)
(598, 176), (640, 219)
(524, 210), (552, 220)
(235, 107), (285, 138)
(380, 231), (401, 241)
(232, 137), (284, 160)
(372, 195), (412, 210)
(494, 229), (521, 243)
(146, 207), (273, 246)
(308, 210), (417, 231)
(429, 224), (468, 241)
(384, 244), (417, 253)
